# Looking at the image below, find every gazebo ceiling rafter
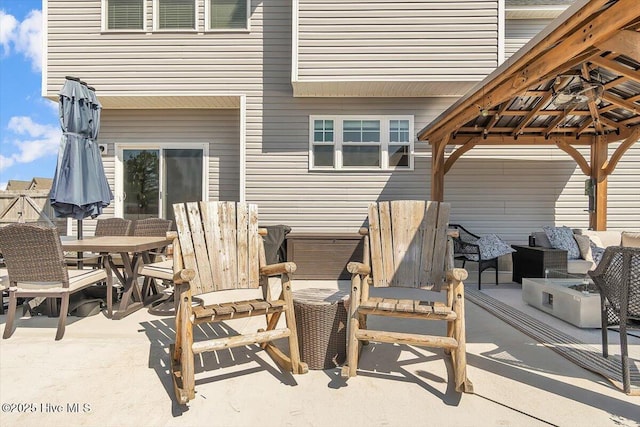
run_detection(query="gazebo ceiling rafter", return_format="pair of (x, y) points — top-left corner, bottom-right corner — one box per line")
(417, 0), (640, 230)
(419, 0), (640, 146)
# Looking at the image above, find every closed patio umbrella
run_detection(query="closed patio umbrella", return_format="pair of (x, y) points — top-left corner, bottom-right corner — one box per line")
(50, 76), (113, 232)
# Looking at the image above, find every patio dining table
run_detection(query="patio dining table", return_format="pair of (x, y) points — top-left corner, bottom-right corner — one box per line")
(61, 235), (172, 319)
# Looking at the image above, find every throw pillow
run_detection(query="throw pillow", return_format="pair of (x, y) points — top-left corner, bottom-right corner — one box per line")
(573, 234), (593, 262)
(588, 234), (605, 249)
(463, 234), (515, 261)
(543, 226), (581, 260)
(589, 240), (605, 265)
(621, 231), (640, 248)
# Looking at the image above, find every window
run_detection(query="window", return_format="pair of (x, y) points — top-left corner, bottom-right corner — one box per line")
(309, 116), (413, 170)
(207, 0), (249, 30)
(156, 0), (196, 30)
(106, 0), (144, 30)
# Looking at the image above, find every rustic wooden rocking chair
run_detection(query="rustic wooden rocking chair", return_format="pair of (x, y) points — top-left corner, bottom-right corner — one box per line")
(342, 200), (473, 393)
(170, 201), (308, 404)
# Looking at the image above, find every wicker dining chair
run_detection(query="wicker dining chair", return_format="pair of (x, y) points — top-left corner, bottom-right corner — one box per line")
(588, 246), (640, 395)
(127, 218), (174, 301)
(0, 223), (111, 340)
(95, 218), (134, 236)
(66, 218), (134, 268)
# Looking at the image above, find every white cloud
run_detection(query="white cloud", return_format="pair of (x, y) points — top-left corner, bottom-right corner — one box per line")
(1, 116), (61, 172)
(0, 9), (42, 71)
(0, 11), (18, 53)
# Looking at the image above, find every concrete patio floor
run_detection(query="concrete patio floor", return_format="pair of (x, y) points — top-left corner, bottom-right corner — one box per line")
(0, 275), (638, 427)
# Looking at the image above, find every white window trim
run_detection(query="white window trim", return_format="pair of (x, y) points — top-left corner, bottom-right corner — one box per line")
(309, 115), (414, 172)
(114, 142), (209, 218)
(204, 0), (251, 32)
(101, 0), (148, 32)
(153, 0), (199, 32)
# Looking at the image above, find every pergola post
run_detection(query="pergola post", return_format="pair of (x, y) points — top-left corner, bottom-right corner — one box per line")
(431, 137), (447, 201)
(590, 135), (608, 230)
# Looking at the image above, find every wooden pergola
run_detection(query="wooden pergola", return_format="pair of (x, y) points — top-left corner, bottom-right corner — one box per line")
(418, 0), (640, 230)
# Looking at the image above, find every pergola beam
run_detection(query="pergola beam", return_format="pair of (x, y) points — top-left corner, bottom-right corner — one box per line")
(590, 135), (609, 230)
(420, 0), (640, 143)
(595, 29), (640, 59)
(603, 127), (640, 175)
(590, 54), (640, 85)
(443, 140), (478, 174)
(582, 64), (604, 134)
(601, 92), (640, 114)
(555, 139), (591, 176)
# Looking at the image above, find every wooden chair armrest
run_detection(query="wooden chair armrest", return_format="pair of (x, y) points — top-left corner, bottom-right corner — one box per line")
(347, 261), (371, 275)
(358, 227), (369, 236)
(260, 262), (297, 276)
(446, 267), (468, 282)
(447, 229), (460, 238)
(174, 268), (195, 284)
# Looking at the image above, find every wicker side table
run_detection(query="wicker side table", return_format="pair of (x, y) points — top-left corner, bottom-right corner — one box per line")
(511, 245), (568, 284)
(293, 288), (350, 370)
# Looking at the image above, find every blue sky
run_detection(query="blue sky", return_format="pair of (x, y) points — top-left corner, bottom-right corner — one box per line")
(0, 0), (59, 190)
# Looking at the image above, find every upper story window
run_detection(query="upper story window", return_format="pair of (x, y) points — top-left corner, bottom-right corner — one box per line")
(206, 0), (249, 31)
(309, 116), (414, 171)
(156, 0), (196, 30)
(106, 0), (145, 30)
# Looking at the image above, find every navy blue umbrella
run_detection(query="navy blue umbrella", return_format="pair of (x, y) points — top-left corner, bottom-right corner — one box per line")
(50, 77), (113, 233)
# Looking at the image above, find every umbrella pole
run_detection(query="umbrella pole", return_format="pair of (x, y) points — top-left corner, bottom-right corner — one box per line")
(77, 219), (84, 269)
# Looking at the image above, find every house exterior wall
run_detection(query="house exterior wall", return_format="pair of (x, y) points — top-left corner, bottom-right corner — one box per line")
(100, 109), (241, 202)
(295, 0), (499, 81)
(45, 0), (639, 243)
(505, 18), (551, 59)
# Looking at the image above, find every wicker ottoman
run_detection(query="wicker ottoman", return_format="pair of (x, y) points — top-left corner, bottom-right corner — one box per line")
(293, 288), (350, 370)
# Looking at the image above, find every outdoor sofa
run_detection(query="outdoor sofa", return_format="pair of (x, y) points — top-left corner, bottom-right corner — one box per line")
(529, 228), (640, 275)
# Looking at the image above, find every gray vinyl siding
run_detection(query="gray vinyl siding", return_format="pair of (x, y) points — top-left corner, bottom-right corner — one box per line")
(45, 0), (264, 95)
(505, 18), (551, 59)
(47, 0), (639, 243)
(296, 0), (499, 82)
(100, 109), (240, 201)
(445, 144), (640, 244)
(247, 97), (451, 232)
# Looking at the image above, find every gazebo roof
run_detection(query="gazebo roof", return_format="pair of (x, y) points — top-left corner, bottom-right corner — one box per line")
(418, 0), (640, 147)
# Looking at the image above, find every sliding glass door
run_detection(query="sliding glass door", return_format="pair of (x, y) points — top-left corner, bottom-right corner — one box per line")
(117, 145), (207, 223)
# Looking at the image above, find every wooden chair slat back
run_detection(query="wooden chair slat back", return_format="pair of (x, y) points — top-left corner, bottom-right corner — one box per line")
(367, 200), (450, 289)
(174, 201), (262, 295)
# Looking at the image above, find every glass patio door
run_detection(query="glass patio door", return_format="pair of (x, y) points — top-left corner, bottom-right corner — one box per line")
(119, 146), (205, 223)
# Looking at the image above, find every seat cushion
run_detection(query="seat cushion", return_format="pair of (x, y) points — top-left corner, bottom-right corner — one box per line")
(567, 259), (595, 275)
(10, 269), (107, 293)
(140, 260), (173, 281)
(622, 231), (640, 248)
(577, 229), (621, 247)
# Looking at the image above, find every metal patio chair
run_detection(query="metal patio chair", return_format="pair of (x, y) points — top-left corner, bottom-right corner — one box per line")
(449, 224), (499, 290)
(589, 246), (640, 394)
